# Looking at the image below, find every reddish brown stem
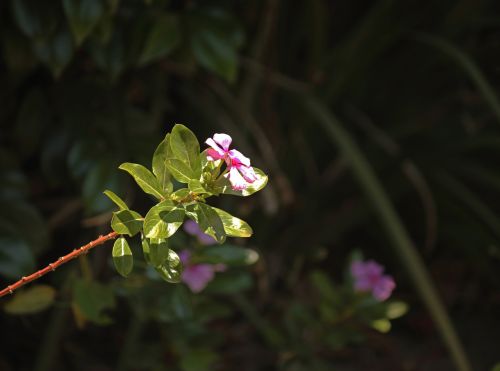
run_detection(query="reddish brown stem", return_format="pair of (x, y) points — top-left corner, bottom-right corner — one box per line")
(0, 231), (118, 298)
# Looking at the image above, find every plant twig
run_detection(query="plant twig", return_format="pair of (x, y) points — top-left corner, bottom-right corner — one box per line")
(0, 231), (118, 298)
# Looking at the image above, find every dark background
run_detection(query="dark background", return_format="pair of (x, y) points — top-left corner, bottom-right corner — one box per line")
(1, 0), (500, 370)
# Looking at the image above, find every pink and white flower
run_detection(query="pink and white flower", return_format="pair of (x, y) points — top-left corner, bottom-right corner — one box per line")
(179, 250), (226, 293)
(205, 133), (258, 191)
(350, 259), (395, 301)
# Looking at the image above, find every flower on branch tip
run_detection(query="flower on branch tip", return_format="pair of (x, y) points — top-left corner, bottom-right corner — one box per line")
(205, 133), (258, 191)
(179, 250), (226, 293)
(350, 259), (395, 301)
(183, 220), (216, 245)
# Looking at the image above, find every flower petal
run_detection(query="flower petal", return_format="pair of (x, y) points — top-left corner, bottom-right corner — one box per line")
(363, 260), (384, 276)
(372, 275), (396, 301)
(178, 249), (191, 264)
(213, 133), (232, 151)
(206, 148), (224, 162)
(182, 264), (215, 293)
(205, 138), (226, 157)
(226, 167), (248, 190)
(353, 277), (373, 292)
(238, 165), (258, 183)
(197, 232), (217, 246)
(228, 149), (251, 167)
(183, 220), (201, 236)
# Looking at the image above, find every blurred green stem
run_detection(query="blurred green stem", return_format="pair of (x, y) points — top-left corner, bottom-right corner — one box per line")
(34, 270), (75, 371)
(116, 316), (144, 371)
(233, 293), (285, 348)
(415, 34), (500, 124)
(304, 97), (471, 371)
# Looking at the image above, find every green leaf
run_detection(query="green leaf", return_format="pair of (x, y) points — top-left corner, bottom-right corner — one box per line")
(152, 135), (173, 194)
(191, 30), (237, 82)
(72, 279), (115, 325)
(187, 203), (226, 243)
(371, 319), (391, 333)
(188, 179), (208, 194)
(171, 188), (190, 202)
(141, 236), (151, 264)
(212, 207), (253, 237)
(143, 201), (185, 239)
(180, 348), (218, 371)
(63, 0), (105, 46)
(197, 245), (259, 266)
(0, 237), (35, 279)
(33, 27), (74, 78)
(205, 271), (252, 294)
(119, 162), (165, 200)
(112, 237), (133, 277)
(188, 10), (243, 82)
(111, 209), (143, 236)
(0, 198), (49, 253)
(14, 89), (48, 157)
(148, 238), (170, 267)
(83, 161), (122, 214)
(4, 285), (56, 315)
(155, 249), (182, 283)
(11, 0), (56, 38)
(386, 301), (409, 319)
(139, 13), (180, 65)
(165, 134), (196, 183)
(170, 124), (202, 176)
(214, 168), (268, 196)
(103, 190), (129, 210)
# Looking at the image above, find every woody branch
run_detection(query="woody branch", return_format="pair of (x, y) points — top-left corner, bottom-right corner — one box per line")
(0, 231), (118, 298)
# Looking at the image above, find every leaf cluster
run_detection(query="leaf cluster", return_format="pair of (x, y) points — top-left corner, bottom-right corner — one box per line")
(105, 124), (267, 281)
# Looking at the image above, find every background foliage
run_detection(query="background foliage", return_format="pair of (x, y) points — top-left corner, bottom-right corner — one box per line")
(1, 0), (500, 370)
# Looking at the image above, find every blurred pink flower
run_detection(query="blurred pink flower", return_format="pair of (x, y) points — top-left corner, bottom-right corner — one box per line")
(183, 220), (216, 245)
(205, 133), (258, 190)
(179, 250), (225, 293)
(350, 259), (395, 301)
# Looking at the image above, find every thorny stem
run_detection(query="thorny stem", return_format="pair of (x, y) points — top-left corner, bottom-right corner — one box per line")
(0, 231), (118, 298)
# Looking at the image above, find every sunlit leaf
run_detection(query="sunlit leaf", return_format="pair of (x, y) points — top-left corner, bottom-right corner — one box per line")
(165, 134), (198, 183)
(141, 236), (151, 264)
(170, 124), (202, 176)
(103, 190), (129, 210)
(112, 237), (133, 277)
(211, 207), (252, 237)
(188, 179), (208, 194)
(152, 134), (173, 194)
(171, 188), (190, 202)
(111, 209), (143, 236)
(186, 203), (226, 243)
(155, 249), (182, 283)
(119, 162), (165, 200)
(148, 238), (170, 267)
(143, 201), (185, 239)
